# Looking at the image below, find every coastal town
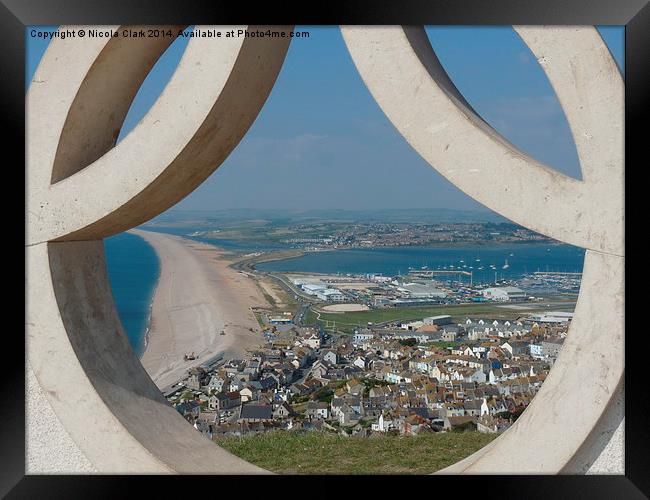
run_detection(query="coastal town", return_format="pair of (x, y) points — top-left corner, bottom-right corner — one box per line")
(279, 221), (551, 249)
(128, 226), (580, 448)
(164, 287), (572, 441)
(280, 269), (580, 310)
(189, 220), (552, 251)
(26, 23), (624, 476)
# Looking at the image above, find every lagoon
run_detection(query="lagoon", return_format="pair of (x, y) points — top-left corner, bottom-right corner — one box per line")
(256, 243), (585, 284)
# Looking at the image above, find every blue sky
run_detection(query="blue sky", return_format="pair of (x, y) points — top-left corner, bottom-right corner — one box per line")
(27, 26), (623, 211)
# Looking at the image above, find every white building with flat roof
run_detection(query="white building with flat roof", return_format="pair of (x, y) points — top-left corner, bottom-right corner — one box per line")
(302, 283), (328, 295)
(315, 288), (345, 301)
(397, 282), (447, 299)
(527, 311), (574, 323)
(423, 315), (452, 326)
(481, 286), (527, 302)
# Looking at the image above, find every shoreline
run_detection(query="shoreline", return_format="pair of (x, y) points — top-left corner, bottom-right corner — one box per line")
(253, 242), (582, 275)
(130, 229), (269, 389)
(123, 232), (579, 387)
(140, 244), (161, 357)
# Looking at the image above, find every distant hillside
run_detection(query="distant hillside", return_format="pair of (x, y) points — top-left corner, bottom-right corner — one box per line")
(150, 208), (509, 226)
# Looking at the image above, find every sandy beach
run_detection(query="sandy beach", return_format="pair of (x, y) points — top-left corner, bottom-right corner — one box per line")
(132, 229), (269, 389)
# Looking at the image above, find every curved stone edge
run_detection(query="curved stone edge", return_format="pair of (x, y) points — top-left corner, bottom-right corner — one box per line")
(437, 250), (623, 473)
(27, 26), (293, 245)
(25, 24), (624, 474)
(49, 25), (185, 185)
(342, 25), (624, 474)
(587, 419), (624, 474)
(340, 26), (623, 256)
(26, 364), (96, 473)
(26, 241), (271, 474)
(513, 26), (624, 186)
(581, 382), (624, 474)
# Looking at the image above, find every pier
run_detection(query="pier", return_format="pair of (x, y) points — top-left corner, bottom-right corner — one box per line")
(532, 271), (582, 277)
(408, 269), (472, 277)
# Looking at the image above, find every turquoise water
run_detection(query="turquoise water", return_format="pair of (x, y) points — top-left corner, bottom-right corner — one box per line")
(104, 231), (584, 354)
(104, 232), (160, 357)
(103, 227), (272, 355)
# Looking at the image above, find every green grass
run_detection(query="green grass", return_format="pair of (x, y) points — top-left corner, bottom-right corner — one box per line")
(261, 290), (276, 307)
(431, 341), (469, 349)
(306, 301), (576, 334)
(253, 312), (266, 328)
(213, 431), (497, 474)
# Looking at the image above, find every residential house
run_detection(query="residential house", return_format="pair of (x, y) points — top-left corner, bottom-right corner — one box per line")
(305, 401), (329, 420)
(352, 355), (367, 370)
(322, 350), (338, 365)
(238, 404), (273, 424)
(187, 367), (209, 391)
(346, 379), (365, 397)
(272, 401), (294, 419)
(214, 391), (241, 411)
(239, 386), (257, 403)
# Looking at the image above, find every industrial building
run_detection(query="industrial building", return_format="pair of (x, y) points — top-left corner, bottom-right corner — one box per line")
(397, 281), (447, 299)
(315, 288), (346, 301)
(390, 298), (446, 307)
(527, 311), (574, 324)
(481, 286), (527, 302)
(297, 282), (345, 301)
(269, 317), (293, 325)
(302, 283), (327, 295)
(423, 315), (453, 326)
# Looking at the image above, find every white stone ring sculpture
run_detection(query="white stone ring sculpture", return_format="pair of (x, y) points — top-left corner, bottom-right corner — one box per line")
(341, 26), (624, 473)
(26, 25), (623, 473)
(27, 25), (292, 473)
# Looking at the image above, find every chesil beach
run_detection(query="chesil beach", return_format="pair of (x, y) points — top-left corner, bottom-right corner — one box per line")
(105, 228), (585, 390)
(115, 230), (269, 389)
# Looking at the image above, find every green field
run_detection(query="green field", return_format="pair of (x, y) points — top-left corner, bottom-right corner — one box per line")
(304, 301), (575, 333)
(214, 431), (497, 474)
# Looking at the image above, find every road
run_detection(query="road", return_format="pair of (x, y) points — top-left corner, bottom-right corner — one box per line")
(231, 254), (319, 328)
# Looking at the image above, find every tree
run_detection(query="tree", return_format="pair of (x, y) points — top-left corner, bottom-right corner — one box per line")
(398, 338), (418, 347)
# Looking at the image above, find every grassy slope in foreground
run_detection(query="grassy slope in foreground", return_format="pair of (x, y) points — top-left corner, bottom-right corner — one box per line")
(214, 431), (497, 474)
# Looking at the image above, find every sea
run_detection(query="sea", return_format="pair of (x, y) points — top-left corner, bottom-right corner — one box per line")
(104, 229), (586, 354)
(104, 232), (160, 357)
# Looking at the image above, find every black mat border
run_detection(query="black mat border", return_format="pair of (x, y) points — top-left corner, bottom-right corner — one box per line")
(7, 0), (648, 497)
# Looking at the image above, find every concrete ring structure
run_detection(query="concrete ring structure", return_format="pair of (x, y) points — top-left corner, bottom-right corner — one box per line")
(26, 24), (292, 473)
(341, 26), (624, 473)
(26, 25), (623, 473)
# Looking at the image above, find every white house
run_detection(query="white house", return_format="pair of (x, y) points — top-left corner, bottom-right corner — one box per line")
(300, 333), (321, 349)
(352, 329), (375, 345)
(371, 412), (394, 432)
(384, 370), (412, 384)
(352, 356), (367, 370)
(239, 387), (255, 402)
(401, 320), (424, 331)
(529, 343), (544, 359)
(322, 350), (337, 365)
(468, 368), (487, 383)
(480, 398), (490, 416)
